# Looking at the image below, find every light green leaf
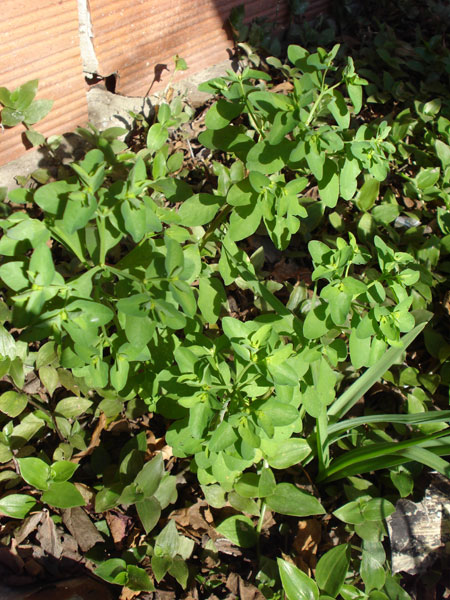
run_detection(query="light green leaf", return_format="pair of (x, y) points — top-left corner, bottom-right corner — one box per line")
(41, 481), (86, 508)
(18, 457), (50, 491)
(277, 557), (319, 600)
(177, 193), (223, 226)
(135, 453), (164, 498)
(0, 391), (27, 418)
(0, 494), (36, 519)
(329, 319), (429, 419)
(136, 497), (161, 534)
(216, 515), (257, 548)
(316, 544), (350, 597)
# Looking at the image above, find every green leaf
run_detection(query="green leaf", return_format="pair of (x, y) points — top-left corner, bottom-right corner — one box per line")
(155, 519), (180, 556)
(25, 129), (46, 147)
(0, 494), (36, 519)
(415, 167), (439, 190)
(277, 557), (319, 600)
(303, 303), (330, 339)
(228, 491), (260, 516)
(263, 438), (311, 469)
(205, 100), (243, 129)
(246, 140), (293, 175)
(12, 80), (38, 110)
(315, 544), (350, 597)
(361, 551), (385, 592)
(328, 90), (350, 129)
(318, 159), (339, 208)
(18, 457), (50, 491)
(356, 177), (380, 212)
(136, 497), (161, 534)
(435, 139), (450, 169)
(362, 498), (396, 521)
(258, 466), (276, 497)
(209, 421), (238, 452)
(41, 481), (86, 508)
(50, 461), (78, 483)
(168, 556), (189, 589)
(126, 565), (155, 591)
(258, 400), (299, 426)
(39, 365), (59, 397)
(1, 107), (24, 127)
(333, 499), (365, 525)
(228, 202), (263, 241)
(198, 277), (226, 323)
(151, 555), (172, 583)
(340, 156), (361, 201)
(22, 99), (53, 125)
(0, 325), (16, 359)
(329, 319), (429, 420)
(177, 193), (223, 226)
(266, 483), (325, 517)
(147, 123), (168, 152)
(348, 82), (363, 114)
(234, 473), (260, 498)
(135, 454), (164, 498)
(55, 396), (92, 419)
(0, 391), (27, 418)
(216, 515), (257, 548)
(95, 559), (128, 585)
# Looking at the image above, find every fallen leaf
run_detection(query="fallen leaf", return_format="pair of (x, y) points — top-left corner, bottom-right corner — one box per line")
(72, 413), (107, 463)
(61, 507), (103, 552)
(271, 259), (312, 284)
(270, 81), (294, 94)
(15, 512), (44, 545)
(22, 576), (114, 600)
(0, 546), (23, 573)
(106, 511), (132, 547)
(292, 518), (321, 570)
(36, 511), (63, 559)
(23, 557), (43, 577)
(120, 587), (141, 600)
(74, 483), (96, 506)
(239, 576), (266, 600)
(226, 572), (239, 595)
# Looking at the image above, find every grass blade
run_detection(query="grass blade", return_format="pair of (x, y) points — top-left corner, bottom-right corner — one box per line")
(328, 319), (430, 420)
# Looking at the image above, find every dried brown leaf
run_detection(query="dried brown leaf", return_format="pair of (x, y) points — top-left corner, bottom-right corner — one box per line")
(120, 587), (141, 600)
(36, 511), (63, 559)
(239, 576), (266, 600)
(292, 519), (321, 570)
(106, 511), (132, 547)
(61, 507), (103, 552)
(15, 512), (44, 545)
(72, 412), (107, 463)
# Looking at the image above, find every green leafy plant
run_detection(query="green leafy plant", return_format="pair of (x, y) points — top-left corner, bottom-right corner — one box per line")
(1, 8), (450, 595)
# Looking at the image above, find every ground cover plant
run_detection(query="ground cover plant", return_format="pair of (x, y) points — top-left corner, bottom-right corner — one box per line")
(0, 0), (450, 598)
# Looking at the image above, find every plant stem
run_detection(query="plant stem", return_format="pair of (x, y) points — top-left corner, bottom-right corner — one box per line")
(199, 204), (232, 251)
(96, 216), (107, 266)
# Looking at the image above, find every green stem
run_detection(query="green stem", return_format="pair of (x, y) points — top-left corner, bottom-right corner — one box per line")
(256, 499), (267, 562)
(96, 216), (107, 266)
(199, 204), (232, 251)
(51, 226), (89, 267)
(240, 80), (264, 139)
(305, 74), (340, 128)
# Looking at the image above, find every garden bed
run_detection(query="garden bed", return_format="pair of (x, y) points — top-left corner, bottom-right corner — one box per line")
(0, 1), (449, 599)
